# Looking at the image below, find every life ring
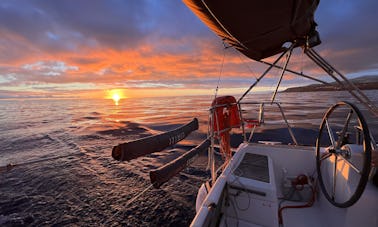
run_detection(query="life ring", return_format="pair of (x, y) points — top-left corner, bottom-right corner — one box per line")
(211, 96), (240, 163)
(211, 96), (240, 135)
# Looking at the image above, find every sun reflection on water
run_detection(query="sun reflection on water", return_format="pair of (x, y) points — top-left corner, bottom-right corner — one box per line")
(112, 93), (120, 105)
(106, 89), (125, 105)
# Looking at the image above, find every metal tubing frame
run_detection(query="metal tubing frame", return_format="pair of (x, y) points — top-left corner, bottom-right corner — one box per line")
(211, 101), (298, 145)
(258, 60), (330, 85)
(207, 110), (217, 185)
(239, 101), (298, 145)
(238, 44), (295, 103)
(305, 48), (378, 117)
(271, 45), (294, 103)
(238, 46), (377, 116)
(208, 101), (239, 184)
(206, 45), (376, 183)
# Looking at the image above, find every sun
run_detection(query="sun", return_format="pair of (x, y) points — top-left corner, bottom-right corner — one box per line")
(112, 93), (120, 102)
(106, 89), (126, 105)
(112, 93), (121, 105)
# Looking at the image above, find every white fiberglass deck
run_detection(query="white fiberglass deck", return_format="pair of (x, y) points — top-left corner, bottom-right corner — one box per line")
(192, 143), (378, 227)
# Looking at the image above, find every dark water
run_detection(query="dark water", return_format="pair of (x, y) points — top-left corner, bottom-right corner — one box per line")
(0, 90), (377, 226)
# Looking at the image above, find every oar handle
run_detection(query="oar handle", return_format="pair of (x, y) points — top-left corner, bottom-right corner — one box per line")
(150, 139), (211, 188)
(112, 118), (199, 161)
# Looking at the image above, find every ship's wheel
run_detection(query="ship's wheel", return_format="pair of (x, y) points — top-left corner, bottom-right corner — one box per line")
(316, 101), (372, 208)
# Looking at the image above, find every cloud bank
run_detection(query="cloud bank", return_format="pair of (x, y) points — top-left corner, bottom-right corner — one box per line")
(0, 0), (377, 98)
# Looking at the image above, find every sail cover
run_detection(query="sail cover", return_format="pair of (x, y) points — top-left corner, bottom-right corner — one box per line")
(183, 0), (320, 60)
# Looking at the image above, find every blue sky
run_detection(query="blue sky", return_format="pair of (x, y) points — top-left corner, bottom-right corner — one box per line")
(0, 0), (377, 98)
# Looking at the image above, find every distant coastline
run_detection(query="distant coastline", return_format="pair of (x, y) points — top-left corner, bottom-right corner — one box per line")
(283, 75), (378, 92)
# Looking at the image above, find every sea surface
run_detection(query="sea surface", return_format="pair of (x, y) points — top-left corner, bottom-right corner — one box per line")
(0, 90), (377, 226)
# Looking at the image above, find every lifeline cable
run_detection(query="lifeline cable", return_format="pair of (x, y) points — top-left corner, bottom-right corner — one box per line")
(125, 184), (155, 207)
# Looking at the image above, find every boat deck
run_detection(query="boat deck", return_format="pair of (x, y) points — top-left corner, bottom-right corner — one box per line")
(192, 143), (378, 227)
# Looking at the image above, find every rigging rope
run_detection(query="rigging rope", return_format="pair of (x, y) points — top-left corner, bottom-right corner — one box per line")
(104, 183), (155, 225)
(214, 42), (227, 99)
(210, 42), (227, 183)
(236, 50), (258, 81)
(0, 153), (84, 172)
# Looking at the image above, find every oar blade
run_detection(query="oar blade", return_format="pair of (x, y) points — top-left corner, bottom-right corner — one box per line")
(150, 139), (210, 188)
(112, 118), (199, 161)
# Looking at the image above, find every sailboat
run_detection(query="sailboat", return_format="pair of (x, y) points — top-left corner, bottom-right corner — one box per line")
(112, 0), (378, 226)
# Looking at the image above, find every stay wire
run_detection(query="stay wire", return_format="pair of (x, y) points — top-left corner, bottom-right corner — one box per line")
(236, 50), (258, 80)
(214, 42), (227, 99)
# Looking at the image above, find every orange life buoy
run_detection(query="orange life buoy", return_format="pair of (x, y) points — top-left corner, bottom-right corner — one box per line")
(211, 96), (240, 134)
(211, 96), (240, 163)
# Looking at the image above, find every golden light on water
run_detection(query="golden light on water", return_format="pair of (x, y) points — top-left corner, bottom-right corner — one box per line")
(112, 93), (120, 105)
(106, 89), (126, 105)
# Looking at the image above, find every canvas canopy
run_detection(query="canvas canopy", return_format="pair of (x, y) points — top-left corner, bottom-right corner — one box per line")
(183, 0), (320, 60)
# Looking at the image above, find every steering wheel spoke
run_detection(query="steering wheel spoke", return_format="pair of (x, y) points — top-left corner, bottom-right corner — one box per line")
(337, 154), (362, 175)
(332, 154), (337, 200)
(320, 152), (333, 162)
(335, 109), (353, 149)
(316, 101), (371, 208)
(325, 119), (336, 147)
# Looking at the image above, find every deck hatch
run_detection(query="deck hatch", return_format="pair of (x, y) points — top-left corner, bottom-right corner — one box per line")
(233, 153), (270, 183)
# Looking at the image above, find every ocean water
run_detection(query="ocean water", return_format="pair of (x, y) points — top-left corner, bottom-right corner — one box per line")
(0, 96), (211, 167)
(0, 90), (377, 226)
(1, 90), (377, 168)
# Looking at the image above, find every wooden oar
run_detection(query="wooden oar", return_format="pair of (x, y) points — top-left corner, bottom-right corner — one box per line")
(150, 138), (211, 188)
(112, 118), (199, 161)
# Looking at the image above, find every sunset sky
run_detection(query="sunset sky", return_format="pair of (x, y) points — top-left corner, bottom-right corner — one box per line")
(0, 0), (377, 99)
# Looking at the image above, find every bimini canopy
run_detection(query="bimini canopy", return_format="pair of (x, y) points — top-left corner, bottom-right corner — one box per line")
(183, 0), (320, 60)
